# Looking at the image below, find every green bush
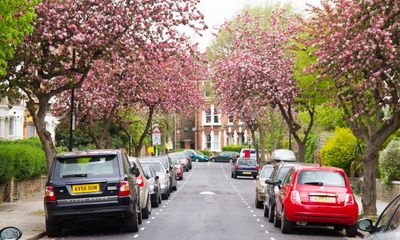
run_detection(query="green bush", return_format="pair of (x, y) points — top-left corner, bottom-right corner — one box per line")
(320, 127), (357, 174)
(0, 138), (47, 183)
(304, 134), (318, 163)
(199, 150), (211, 157)
(222, 145), (247, 153)
(379, 138), (400, 184)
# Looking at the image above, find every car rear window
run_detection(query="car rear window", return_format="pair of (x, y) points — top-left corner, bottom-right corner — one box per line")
(297, 170), (346, 187)
(142, 166), (153, 178)
(237, 159), (257, 166)
(54, 155), (119, 179)
(260, 166), (274, 178)
(170, 153), (186, 159)
(143, 162), (165, 173)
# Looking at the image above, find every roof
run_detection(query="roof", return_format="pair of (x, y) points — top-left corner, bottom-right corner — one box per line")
(294, 165), (346, 173)
(57, 149), (121, 158)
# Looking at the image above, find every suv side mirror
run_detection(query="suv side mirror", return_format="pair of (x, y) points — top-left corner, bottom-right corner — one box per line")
(265, 179), (281, 186)
(358, 218), (374, 233)
(130, 167), (140, 177)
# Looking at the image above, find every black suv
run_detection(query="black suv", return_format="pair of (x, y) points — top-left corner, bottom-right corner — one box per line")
(44, 150), (142, 237)
(263, 162), (304, 224)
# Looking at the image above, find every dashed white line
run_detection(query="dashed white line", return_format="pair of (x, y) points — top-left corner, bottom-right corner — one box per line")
(151, 216), (155, 219)
(140, 227), (145, 231)
(146, 221), (150, 224)
(133, 234), (139, 238)
(256, 218), (260, 222)
(260, 224), (264, 228)
(265, 230), (269, 234)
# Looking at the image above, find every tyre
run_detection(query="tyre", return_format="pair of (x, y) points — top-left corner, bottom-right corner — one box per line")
(281, 209), (292, 234)
(46, 220), (62, 237)
(274, 209), (281, 228)
(179, 175), (183, 180)
(334, 225), (344, 232)
(268, 204), (275, 223)
(158, 194), (162, 204)
(255, 193), (263, 209)
(123, 206), (139, 233)
(142, 197), (151, 219)
(253, 175), (257, 180)
(137, 206), (142, 225)
(346, 223), (358, 237)
(231, 172), (234, 178)
(152, 196), (159, 208)
(263, 204), (269, 217)
(234, 172), (237, 179)
(162, 189), (169, 200)
(172, 184), (177, 191)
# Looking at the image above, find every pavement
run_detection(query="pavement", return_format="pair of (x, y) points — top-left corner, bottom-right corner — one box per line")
(0, 198), (45, 240)
(0, 162), (392, 240)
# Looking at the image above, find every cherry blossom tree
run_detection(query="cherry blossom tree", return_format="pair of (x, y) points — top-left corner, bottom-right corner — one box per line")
(213, 11), (318, 162)
(2, 0), (206, 166)
(306, 0), (400, 215)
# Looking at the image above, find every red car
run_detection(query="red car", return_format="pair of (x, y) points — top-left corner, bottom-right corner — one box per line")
(268, 165), (358, 237)
(172, 159), (184, 180)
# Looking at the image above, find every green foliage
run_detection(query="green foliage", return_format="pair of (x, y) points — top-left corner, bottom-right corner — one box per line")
(379, 138), (400, 184)
(304, 134), (317, 163)
(0, 0), (39, 75)
(222, 145), (247, 153)
(320, 127), (357, 174)
(0, 138), (47, 183)
(199, 150), (211, 157)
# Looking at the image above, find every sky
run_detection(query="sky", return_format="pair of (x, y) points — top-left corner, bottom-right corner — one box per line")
(193, 0), (321, 51)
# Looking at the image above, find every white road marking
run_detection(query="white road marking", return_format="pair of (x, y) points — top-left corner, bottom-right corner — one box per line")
(156, 212), (159, 215)
(260, 224), (264, 228)
(140, 227), (145, 231)
(253, 214), (256, 217)
(146, 221), (150, 224)
(256, 218), (260, 222)
(248, 206), (251, 209)
(265, 230), (269, 234)
(250, 210), (253, 213)
(133, 234), (139, 238)
(151, 216), (155, 219)
(199, 191), (216, 195)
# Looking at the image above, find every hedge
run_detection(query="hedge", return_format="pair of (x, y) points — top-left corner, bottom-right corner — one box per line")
(0, 138), (47, 183)
(199, 150), (211, 157)
(222, 145), (247, 153)
(320, 127), (357, 174)
(379, 138), (400, 184)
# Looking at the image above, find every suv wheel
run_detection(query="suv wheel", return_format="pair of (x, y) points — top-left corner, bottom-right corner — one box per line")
(281, 209), (292, 234)
(273, 208), (281, 228)
(268, 204), (275, 223)
(46, 220), (62, 237)
(124, 205), (139, 233)
(263, 204), (269, 217)
(137, 203), (143, 225)
(172, 184), (177, 191)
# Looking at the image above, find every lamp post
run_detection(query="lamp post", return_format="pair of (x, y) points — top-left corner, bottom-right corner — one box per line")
(68, 87), (75, 151)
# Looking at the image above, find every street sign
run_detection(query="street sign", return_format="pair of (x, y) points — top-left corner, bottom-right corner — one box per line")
(152, 127), (161, 145)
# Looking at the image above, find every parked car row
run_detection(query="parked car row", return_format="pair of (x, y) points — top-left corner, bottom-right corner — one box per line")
(44, 149), (191, 237)
(255, 149), (359, 237)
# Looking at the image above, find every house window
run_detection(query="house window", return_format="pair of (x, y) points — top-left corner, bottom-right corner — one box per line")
(206, 134), (211, 149)
(9, 117), (15, 136)
(205, 109), (212, 124)
(28, 123), (37, 138)
(214, 109), (219, 123)
(212, 133), (219, 150)
(228, 116), (234, 124)
(204, 81), (213, 98)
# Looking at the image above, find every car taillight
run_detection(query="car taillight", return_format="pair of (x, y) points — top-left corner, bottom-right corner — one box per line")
(235, 165), (240, 170)
(345, 194), (355, 205)
(255, 166), (260, 171)
(45, 186), (56, 201)
(290, 190), (301, 204)
(136, 175), (145, 187)
(118, 181), (131, 196)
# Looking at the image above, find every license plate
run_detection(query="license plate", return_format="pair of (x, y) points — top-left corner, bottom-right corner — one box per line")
(242, 171), (252, 175)
(72, 184), (100, 193)
(310, 196), (336, 203)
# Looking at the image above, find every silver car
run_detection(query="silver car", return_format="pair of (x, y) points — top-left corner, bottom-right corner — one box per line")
(140, 160), (171, 200)
(128, 157), (152, 220)
(140, 156), (177, 192)
(141, 164), (162, 207)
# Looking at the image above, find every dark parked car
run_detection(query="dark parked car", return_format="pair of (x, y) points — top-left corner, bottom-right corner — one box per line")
(44, 150), (141, 237)
(231, 157), (259, 179)
(210, 151), (239, 162)
(358, 194), (400, 239)
(169, 152), (190, 171)
(141, 165), (162, 208)
(263, 161), (304, 223)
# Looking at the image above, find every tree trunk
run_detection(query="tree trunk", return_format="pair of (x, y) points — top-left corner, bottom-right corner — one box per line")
(297, 141), (305, 162)
(134, 106), (155, 157)
(259, 123), (266, 167)
(27, 98), (56, 168)
(269, 115), (275, 153)
(362, 144), (379, 216)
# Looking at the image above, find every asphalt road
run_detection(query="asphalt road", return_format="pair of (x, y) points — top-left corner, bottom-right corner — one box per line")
(44, 162), (354, 240)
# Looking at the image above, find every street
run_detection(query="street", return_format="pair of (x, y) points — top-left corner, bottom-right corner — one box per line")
(43, 162), (349, 240)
